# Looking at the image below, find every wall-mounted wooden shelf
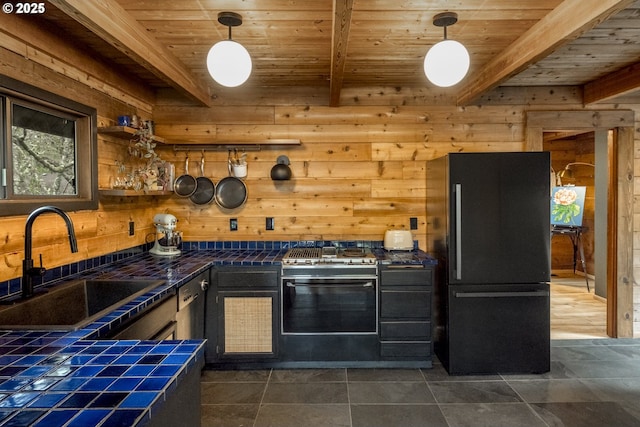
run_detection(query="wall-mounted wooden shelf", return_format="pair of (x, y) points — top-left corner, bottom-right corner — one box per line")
(99, 188), (172, 197)
(171, 139), (301, 151)
(98, 126), (167, 144)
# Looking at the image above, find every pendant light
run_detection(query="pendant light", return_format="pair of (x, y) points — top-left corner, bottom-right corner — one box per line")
(206, 12), (252, 87)
(423, 12), (470, 87)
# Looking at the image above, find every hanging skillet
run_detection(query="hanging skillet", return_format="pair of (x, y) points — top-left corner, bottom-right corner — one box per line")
(174, 153), (197, 197)
(190, 153), (216, 205)
(215, 150), (247, 209)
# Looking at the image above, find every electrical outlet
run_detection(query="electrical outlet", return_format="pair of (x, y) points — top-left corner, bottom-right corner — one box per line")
(129, 221), (135, 236)
(266, 217), (274, 231)
(410, 217), (418, 230)
(230, 218), (238, 231)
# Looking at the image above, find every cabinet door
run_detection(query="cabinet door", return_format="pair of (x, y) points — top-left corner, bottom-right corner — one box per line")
(218, 291), (278, 359)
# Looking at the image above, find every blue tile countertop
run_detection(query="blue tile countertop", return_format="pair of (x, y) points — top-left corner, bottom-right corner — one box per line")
(374, 248), (438, 266)
(0, 245), (436, 426)
(0, 249), (286, 427)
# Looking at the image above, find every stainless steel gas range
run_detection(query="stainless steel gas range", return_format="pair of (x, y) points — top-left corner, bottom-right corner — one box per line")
(282, 246), (377, 266)
(281, 247), (378, 336)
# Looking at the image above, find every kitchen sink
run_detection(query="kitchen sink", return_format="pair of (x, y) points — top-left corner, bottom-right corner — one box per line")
(0, 279), (165, 330)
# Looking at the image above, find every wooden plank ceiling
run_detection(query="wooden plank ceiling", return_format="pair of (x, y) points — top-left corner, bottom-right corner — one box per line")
(37, 0), (640, 106)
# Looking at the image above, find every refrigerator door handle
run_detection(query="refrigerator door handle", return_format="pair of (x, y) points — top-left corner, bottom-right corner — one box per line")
(454, 183), (462, 280)
(454, 290), (550, 298)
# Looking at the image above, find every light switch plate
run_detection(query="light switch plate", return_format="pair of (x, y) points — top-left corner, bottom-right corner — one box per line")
(266, 217), (274, 230)
(230, 218), (238, 231)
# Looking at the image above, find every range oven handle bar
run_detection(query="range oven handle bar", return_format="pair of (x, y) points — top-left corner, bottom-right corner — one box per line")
(281, 275), (377, 280)
(385, 264), (426, 269)
(286, 281), (374, 288)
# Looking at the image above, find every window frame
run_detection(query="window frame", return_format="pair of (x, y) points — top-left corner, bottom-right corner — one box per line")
(1, 75), (98, 216)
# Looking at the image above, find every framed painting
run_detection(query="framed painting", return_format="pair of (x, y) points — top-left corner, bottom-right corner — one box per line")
(551, 186), (586, 226)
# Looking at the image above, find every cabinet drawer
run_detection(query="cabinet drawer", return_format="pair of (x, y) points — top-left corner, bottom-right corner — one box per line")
(217, 269), (278, 289)
(381, 342), (431, 358)
(380, 290), (431, 319)
(380, 268), (433, 287)
(380, 321), (431, 341)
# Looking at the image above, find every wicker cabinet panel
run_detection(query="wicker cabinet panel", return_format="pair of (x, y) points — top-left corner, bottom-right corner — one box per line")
(223, 295), (273, 353)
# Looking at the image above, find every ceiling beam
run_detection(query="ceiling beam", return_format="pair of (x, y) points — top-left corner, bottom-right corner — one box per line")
(583, 61), (640, 104)
(329, 0), (354, 107)
(48, 0), (212, 107)
(456, 0), (635, 106)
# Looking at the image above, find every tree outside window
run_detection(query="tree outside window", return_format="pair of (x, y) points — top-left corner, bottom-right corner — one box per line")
(11, 104), (76, 196)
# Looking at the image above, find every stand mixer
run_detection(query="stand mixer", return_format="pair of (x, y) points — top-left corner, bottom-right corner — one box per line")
(150, 213), (182, 256)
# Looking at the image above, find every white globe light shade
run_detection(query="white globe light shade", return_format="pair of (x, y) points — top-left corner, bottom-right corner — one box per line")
(423, 39), (470, 87)
(206, 40), (252, 87)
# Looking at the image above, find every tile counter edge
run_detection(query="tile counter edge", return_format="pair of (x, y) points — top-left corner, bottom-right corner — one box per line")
(0, 335), (205, 427)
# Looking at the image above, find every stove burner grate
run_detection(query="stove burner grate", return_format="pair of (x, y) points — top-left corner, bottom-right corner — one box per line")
(342, 248), (366, 257)
(284, 247), (322, 259)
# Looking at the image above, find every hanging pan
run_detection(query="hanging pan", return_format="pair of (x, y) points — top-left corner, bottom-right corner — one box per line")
(174, 153), (197, 197)
(215, 151), (247, 209)
(190, 153), (216, 205)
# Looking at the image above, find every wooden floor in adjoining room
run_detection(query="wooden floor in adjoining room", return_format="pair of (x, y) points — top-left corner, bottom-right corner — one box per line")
(550, 269), (607, 340)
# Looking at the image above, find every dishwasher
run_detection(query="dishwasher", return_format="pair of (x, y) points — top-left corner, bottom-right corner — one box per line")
(176, 271), (208, 340)
(107, 293), (177, 340)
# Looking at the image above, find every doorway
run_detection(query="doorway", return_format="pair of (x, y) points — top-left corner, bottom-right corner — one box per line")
(526, 110), (634, 338)
(544, 131), (606, 339)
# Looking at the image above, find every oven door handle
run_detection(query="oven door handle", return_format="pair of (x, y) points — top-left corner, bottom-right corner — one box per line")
(286, 281), (375, 288)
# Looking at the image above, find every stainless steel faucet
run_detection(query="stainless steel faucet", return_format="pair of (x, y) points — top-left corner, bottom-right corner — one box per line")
(22, 206), (78, 299)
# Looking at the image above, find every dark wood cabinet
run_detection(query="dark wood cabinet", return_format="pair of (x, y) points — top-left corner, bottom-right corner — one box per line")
(204, 262), (434, 368)
(378, 265), (434, 366)
(205, 266), (279, 366)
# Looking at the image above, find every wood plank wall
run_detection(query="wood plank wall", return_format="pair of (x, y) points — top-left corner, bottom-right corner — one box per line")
(1, 16), (639, 337)
(151, 103), (523, 248)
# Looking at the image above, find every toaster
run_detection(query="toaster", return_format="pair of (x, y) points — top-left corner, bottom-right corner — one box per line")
(383, 230), (414, 250)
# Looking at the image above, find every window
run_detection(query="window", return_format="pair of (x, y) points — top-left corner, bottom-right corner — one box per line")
(1, 76), (98, 216)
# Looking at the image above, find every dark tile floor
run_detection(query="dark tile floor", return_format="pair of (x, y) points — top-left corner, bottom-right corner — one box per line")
(200, 339), (640, 427)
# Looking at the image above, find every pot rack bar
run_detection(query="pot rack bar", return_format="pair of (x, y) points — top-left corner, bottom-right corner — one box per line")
(172, 139), (301, 152)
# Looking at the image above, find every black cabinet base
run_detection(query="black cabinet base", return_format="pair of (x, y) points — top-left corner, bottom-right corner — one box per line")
(206, 334), (432, 369)
(206, 360), (432, 369)
(149, 359), (203, 427)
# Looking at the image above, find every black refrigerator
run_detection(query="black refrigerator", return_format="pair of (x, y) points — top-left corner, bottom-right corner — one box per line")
(427, 152), (551, 375)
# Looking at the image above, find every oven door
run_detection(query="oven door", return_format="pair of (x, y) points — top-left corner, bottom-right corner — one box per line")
(281, 276), (377, 335)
